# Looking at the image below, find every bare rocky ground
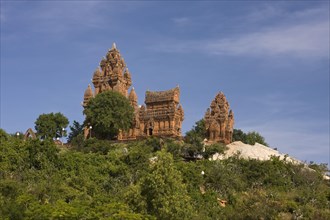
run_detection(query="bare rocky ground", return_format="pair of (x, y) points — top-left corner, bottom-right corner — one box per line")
(212, 141), (300, 163)
(211, 141), (329, 180)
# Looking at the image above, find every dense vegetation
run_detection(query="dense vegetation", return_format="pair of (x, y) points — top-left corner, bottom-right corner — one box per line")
(34, 112), (69, 140)
(1, 128), (329, 219)
(232, 129), (269, 146)
(83, 91), (134, 139)
(185, 119), (269, 147)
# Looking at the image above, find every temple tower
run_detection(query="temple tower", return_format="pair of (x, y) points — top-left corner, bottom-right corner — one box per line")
(90, 43), (132, 98)
(83, 43), (184, 140)
(204, 92), (234, 144)
(138, 86), (184, 138)
(83, 43), (133, 106)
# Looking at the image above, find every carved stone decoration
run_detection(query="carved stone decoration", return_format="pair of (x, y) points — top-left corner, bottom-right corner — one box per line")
(118, 87), (141, 140)
(204, 92), (234, 144)
(23, 128), (36, 140)
(138, 86), (184, 138)
(83, 84), (94, 107)
(83, 43), (184, 140)
(89, 42), (131, 99)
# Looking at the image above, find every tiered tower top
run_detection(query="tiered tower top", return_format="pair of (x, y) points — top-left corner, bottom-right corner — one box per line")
(83, 43), (133, 106)
(204, 92), (234, 144)
(82, 43), (185, 140)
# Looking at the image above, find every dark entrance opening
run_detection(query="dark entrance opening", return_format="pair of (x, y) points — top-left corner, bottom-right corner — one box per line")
(148, 128), (153, 136)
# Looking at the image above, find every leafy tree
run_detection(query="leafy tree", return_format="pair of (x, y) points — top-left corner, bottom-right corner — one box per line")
(232, 129), (247, 142)
(35, 112), (69, 139)
(185, 119), (206, 145)
(184, 119), (207, 157)
(69, 134), (85, 149)
(1, 134), (329, 219)
(308, 162), (329, 176)
(164, 138), (184, 160)
(245, 131), (268, 146)
(233, 129), (268, 146)
(0, 128), (10, 142)
(83, 91), (134, 139)
(203, 143), (227, 159)
(138, 150), (195, 219)
(67, 120), (84, 143)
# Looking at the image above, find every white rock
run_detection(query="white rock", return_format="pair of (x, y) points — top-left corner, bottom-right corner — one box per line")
(212, 141), (301, 164)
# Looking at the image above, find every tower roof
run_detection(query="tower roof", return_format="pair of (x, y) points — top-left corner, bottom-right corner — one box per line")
(129, 87), (138, 102)
(93, 68), (101, 77)
(109, 42), (118, 51)
(84, 84), (93, 98)
(145, 87), (180, 104)
(92, 68), (102, 82)
(124, 68), (131, 77)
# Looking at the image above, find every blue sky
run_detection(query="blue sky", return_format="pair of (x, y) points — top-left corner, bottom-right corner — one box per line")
(1, 1), (329, 165)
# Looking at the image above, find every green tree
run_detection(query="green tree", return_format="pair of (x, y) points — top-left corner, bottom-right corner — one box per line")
(185, 119), (206, 144)
(35, 112), (69, 140)
(184, 119), (206, 157)
(138, 150), (194, 219)
(25, 139), (60, 170)
(0, 128), (10, 142)
(203, 143), (227, 159)
(245, 131), (268, 146)
(233, 129), (268, 146)
(232, 129), (247, 142)
(67, 120), (84, 143)
(83, 91), (134, 139)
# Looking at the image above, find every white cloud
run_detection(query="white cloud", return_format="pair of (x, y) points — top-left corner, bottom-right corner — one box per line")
(205, 21), (328, 58)
(235, 91), (329, 164)
(247, 93), (315, 116)
(245, 4), (285, 22)
(152, 5), (329, 59)
(172, 17), (190, 26)
(238, 117), (329, 164)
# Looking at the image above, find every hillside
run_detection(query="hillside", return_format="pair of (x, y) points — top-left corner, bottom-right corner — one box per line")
(213, 141), (301, 163)
(0, 134), (329, 219)
(213, 141), (330, 181)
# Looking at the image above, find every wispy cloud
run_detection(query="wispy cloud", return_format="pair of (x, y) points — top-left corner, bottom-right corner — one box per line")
(245, 4), (327, 23)
(2, 1), (112, 37)
(205, 21), (328, 57)
(172, 17), (190, 26)
(239, 118), (329, 164)
(245, 4), (285, 22)
(247, 93), (316, 116)
(152, 5), (329, 59)
(152, 20), (328, 58)
(31, 2), (105, 34)
(236, 91), (329, 164)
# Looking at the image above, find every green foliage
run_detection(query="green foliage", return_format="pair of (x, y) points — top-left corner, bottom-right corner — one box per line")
(83, 91), (134, 139)
(233, 129), (269, 146)
(203, 143), (227, 159)
(232, 129), (246, 142)
(308, 161), (329, 175)
(0, 136), (329, 219)
(0, 128), (10, 142)
(34, 112), (69, 140)
(185, 119), (206, 145)
(183, 119), (208, 158)
(163, 138), (184, 160)
(245, 131), (268, 146)
(137, 150), (195, 219)
(67, 120), (84, 143)
(69, 133), (85, 149)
